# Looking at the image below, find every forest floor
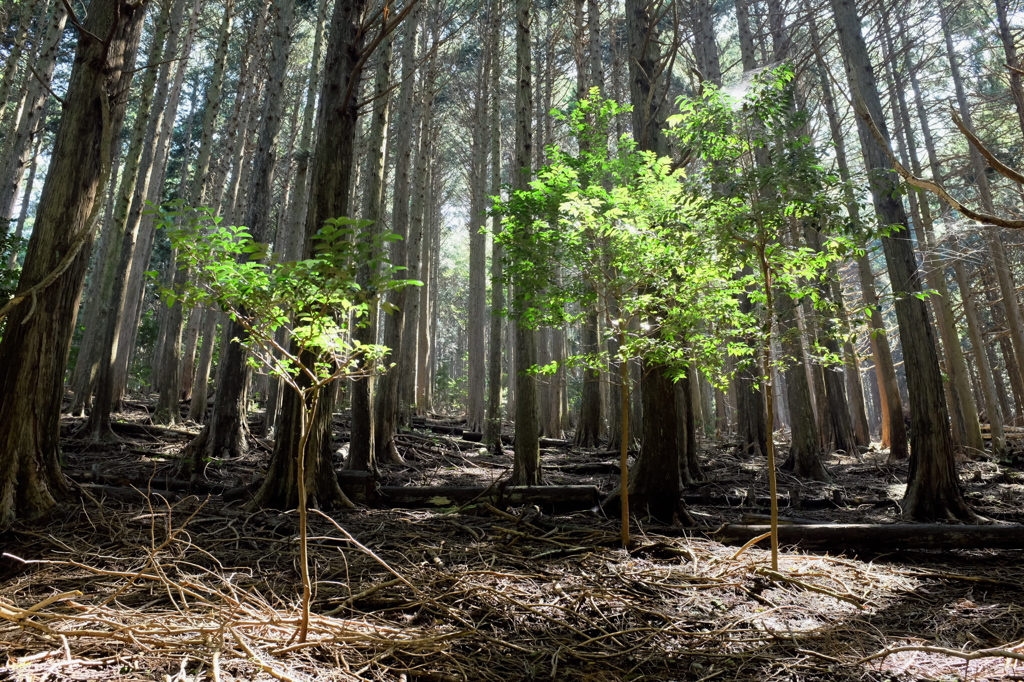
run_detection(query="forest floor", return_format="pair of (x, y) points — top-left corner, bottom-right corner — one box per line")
(4, 399), (1024, 681)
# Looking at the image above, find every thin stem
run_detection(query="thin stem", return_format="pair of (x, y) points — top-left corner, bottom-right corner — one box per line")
(296, 385), (321, 643)
(758, 245), (778, 570)
(618, 329), (630, 547)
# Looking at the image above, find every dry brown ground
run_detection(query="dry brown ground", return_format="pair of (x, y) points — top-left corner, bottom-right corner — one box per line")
(3, 400), (1024, 681)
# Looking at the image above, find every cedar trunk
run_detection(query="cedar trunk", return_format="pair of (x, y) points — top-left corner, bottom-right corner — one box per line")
(0, 0), (146, 527)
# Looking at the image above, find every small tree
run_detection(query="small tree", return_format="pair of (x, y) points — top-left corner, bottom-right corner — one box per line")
(667, 67), (855, 565)
(155, 205), (417, 641)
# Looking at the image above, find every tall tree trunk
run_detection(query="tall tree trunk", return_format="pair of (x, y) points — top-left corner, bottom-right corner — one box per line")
(466, 18), (490, 433)
(373, 3), (422, 465)
(74, 0), (174, 429)
(994, 0), (1024, 140)
(112, 0), (200, 410)
(952, 245), (1004, 452)
(831, 0), (974, 521)
(399, 34), (438, 425)
(511, 0), (541, 486)
(184, 0), (294, 463)
(808, 8), (906, 456)
(778, 286), (828, 480)
(881, 8), (982, 453)
(346, 32), (393, 474)
(6, 124), (43, 268)
(0, 1), (67, 229)
(942, 6), (1024, 429)
(483, 0), (505, 452)
(0, 0), (39, 138)
(151, 0), (204, 425)
(0, 0), (146, 527)
(251, 0), (373, 511)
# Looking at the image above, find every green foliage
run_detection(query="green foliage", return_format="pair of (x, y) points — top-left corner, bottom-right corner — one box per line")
(496, 67), (852, 387)
(0, 230), (23, 339)
(148, 203), (420, 387)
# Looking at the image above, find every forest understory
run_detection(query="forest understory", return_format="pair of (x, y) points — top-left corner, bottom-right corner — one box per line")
(4, 398), (1024, 681)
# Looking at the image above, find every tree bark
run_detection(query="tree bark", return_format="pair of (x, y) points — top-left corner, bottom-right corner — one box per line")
(483, 0), (504, 452)
(346, 32), (393, 474)
(830, 0), (974, 522)
(373, 3), (422, 465)
(808, 9), (906, 456)
(0, 0), (146, 528)
(250, 0), (374, 510)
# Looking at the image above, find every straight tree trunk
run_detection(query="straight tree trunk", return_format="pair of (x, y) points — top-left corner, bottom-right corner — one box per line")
(830, 0), (974, 521)
(511, 0), (541, 486)
(942, 6), (1024, 428)
(778, 287), (828, 481)
(373, 3), (422, 465)
(0, 1), (67, 229)
(994, 0), (1024, 140)
(6, 125), (43, 268)
(183, 0), (294, 462)
(808, 9), (906, 456)
(251, 0), (372, 510)
(466, 20), (490, 433)
(346, 33), (393, 473)
(483, 0), (505, 452)
(881, 9), (982, 453)
(73, 0), (175, 429)
(151, 0), (204, 425)
(113, 0), (199, 411)
(0, 0), (146, 527)
(0, 0), (38, 138)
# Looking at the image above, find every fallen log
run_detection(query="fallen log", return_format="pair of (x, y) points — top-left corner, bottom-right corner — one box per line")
(371, 485), (599, 513)
(711, 524), (1024, 551)
(109, 422), (198, 439)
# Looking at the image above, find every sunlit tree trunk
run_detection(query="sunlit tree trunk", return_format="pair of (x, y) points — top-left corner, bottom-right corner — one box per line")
(0, 1), (66, 229)
(0, 0), (39, 138)
(831, 0), (974, 521)
(374, 3), (422, 465)
(808, 9), (905, 456)
(879, 9), (982, 453)
(466, 18), (490, 433)
(0, 0), (146, 527)
(483, 0), (505, 451)
(511, 0), (541, 486)
(942, 6), (1024, 430)
(346, 33), (393, 473)
(399, 34), (438, 425)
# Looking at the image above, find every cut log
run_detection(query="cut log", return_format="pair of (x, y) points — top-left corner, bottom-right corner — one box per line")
(711, 524), (1024, 551)
(369, 485), (599, 513)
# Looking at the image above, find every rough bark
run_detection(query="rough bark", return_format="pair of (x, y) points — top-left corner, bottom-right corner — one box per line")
(808, 9), (906, 456)
(250, 0), (373, 510)
(466, 20), (490, 434)
(346, 33), (393, 474)
(0, 0), (146, 528)
(511, 0), (541, 486)
(882, 9), (982, 453)
(0, 1), (67, 228)
(483, 0), (504, 452)
(187, 0), (294, 465)
(627, 364), (684, 522)
(778, 289), (828, 481)
(830, 0), (974, 521)
(942, 7), (1024, 432)
(373, 3), (422, 465)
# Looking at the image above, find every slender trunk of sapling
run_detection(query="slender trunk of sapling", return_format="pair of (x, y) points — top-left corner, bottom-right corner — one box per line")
(758, 246), (779, 570)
